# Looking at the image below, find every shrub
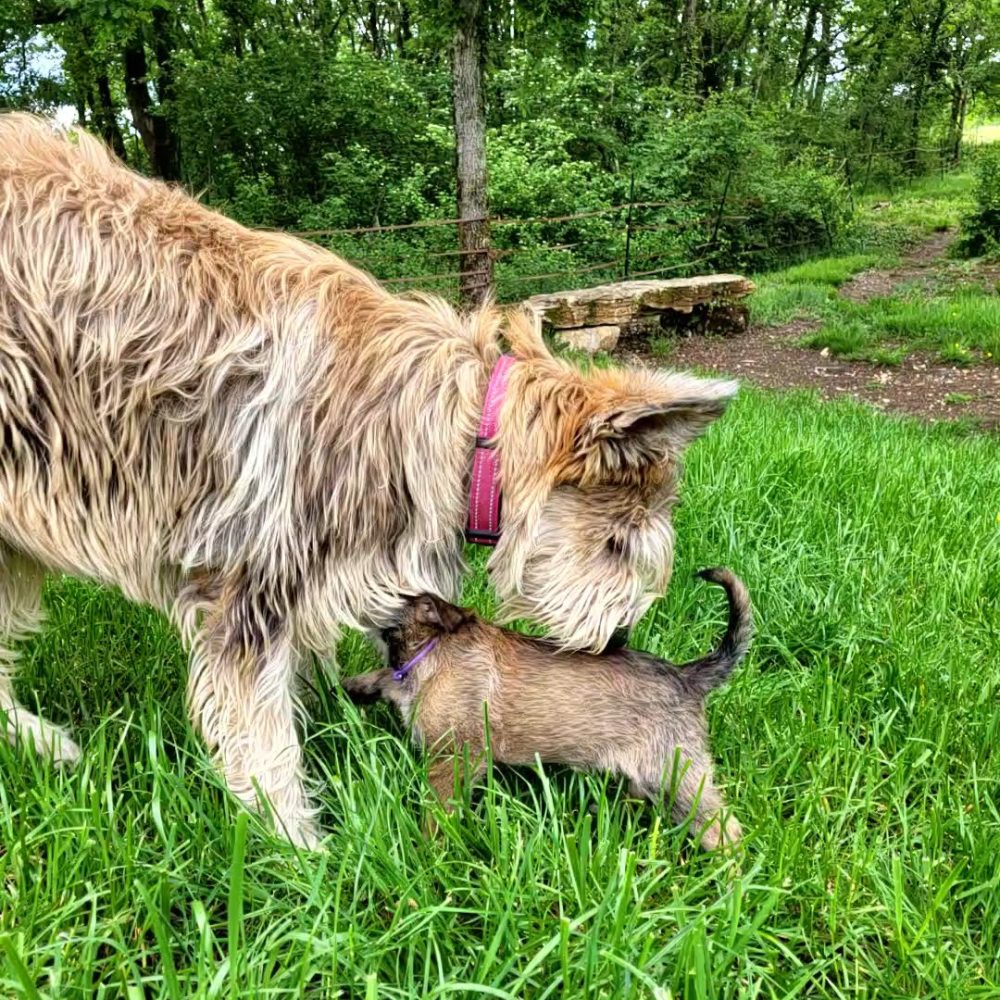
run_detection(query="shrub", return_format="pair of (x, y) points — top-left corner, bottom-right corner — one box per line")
(957, 144), (1000, 258)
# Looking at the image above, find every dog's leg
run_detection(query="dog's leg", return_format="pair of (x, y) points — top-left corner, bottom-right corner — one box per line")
(0, 547), (80, 764)
(364, 628), (390, 666)
(187, 591), (319, 849)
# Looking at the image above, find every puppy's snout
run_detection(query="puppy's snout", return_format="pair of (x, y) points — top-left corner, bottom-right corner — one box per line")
(603, 627), (630, 653)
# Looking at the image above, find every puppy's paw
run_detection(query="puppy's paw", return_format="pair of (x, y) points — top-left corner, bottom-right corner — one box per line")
(699, 813), (742, 852)
(340, 670), (389, 704)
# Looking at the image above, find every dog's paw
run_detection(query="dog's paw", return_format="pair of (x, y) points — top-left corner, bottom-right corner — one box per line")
(280, 815), (326, 853)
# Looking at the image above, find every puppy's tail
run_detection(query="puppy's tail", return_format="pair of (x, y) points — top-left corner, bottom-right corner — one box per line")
(675, 568), (752, 696)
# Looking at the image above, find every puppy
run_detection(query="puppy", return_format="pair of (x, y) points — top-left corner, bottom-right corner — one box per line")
(342, 569), (751, 849)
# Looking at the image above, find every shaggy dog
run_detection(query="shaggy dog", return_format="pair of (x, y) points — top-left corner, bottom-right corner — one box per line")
(0, 113), (737, 847)
(342, 569), (751, 849)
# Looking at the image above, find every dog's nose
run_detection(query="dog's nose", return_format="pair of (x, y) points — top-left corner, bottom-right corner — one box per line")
(603, 627), (630, 652)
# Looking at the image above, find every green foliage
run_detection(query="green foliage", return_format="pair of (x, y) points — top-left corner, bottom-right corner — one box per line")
(624, 98), (854, 277)
(173, 45), (451, 228)
(2, 0), (995, 298)
(957, 144), (1000, 258)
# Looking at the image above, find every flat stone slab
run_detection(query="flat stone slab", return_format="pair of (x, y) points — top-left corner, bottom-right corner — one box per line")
(555, 325), (620, 353)
(526, 274), (755, 329)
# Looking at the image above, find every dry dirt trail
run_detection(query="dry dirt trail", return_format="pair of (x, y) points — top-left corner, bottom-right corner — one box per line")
(654, 231), (1000, 430)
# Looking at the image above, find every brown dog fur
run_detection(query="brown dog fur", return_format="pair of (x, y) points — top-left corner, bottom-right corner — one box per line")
(0, 112), (737, 846)
(342, 569), (751, 849)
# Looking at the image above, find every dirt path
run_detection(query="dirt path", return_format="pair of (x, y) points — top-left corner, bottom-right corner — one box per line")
(839, 229), (956, 302)
(644, 231), (1000, 430)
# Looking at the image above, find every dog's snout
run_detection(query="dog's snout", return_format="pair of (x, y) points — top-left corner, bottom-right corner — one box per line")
(603, 627), (630, 653)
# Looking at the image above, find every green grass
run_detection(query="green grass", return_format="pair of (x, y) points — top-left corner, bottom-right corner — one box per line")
(748, 169), (1000, 366)
(801, 289), (1000, 365)
(778, 254), (882, 287)
(849, 172), (974, 255)
(749, 280), (840, 327)
(648, 335), (675, 360)
(3, 387), (999, 997)
(748, 255), (883, 327)
(945, 392), (975, 406)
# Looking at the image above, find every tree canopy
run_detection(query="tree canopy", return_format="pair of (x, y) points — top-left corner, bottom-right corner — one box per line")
(2, 0), (998, 295)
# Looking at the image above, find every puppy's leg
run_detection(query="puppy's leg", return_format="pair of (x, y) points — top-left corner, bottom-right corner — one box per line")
(340, 669), (393, 704)
(669, 753), (741, 851)
(0, 547), (80, 764)
(423, 744), (486, 838)
(186, 589), (319, 849)
(364, 628), (390, 666)
(631, 750), (741, 851)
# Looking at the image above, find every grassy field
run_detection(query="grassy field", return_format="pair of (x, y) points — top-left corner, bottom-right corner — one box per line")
(2, 382), (999, 997)
(749, 172), (1000, 366)
(965, 122), (1000, 145)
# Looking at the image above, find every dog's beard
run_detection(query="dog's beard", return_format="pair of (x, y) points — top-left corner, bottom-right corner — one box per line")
(489, 492), (674, 653)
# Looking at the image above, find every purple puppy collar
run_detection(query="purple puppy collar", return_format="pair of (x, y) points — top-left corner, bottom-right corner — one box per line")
(392, 638), (440, 682)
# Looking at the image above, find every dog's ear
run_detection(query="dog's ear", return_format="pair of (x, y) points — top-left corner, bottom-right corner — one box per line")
(577, 374), (738, 475)
(504, 307), (549, 360)
(413, 594), (467, 633)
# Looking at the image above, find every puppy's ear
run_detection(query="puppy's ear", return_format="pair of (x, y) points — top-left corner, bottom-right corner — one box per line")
(413, 594), (467, 633)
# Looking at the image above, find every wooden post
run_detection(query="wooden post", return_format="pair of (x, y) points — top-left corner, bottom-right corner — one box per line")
(451, 0), (493, 306)
(709, 167), (733, 248)
(623, 171), (635, 280)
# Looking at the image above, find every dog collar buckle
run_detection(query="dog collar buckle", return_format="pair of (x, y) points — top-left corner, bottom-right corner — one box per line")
(465, 354), (517, 547)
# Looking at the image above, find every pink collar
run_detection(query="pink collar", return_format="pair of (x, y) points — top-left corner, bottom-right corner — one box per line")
(466, 354), (517, 546)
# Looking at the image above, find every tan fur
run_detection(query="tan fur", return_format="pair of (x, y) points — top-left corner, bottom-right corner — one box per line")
(343, 573), (751, 850)
(0, 113), (737, 846)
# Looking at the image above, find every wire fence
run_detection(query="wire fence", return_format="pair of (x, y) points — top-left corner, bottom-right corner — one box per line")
(280, 143), (961, 305)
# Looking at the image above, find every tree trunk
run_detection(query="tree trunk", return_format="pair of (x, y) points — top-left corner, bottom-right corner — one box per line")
(948, 84), (967, 165)
(151, 6), (181, 178)
(397, 2), (412, 51)
(906, 0), (947, 176)
(123, 35), (179, 181)
(791, 2), (819, 104)
(368, 2), (382, 55)
(679, 0), (700, 94)
(809, 6), (832, 110)
(94, 73), (127, 159)
(451, 0), (493, 307)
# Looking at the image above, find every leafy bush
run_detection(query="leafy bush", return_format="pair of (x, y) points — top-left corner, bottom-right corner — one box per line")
(957, 145), (1000, 258)
(172, 43), (451, 229)
(628, 96), (852, 275)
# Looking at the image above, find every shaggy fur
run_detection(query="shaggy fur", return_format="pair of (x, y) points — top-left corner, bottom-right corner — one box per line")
(0, 113), (737, 846)
(342, 569), (751, 849)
